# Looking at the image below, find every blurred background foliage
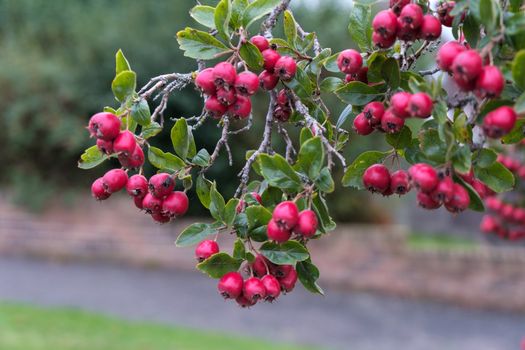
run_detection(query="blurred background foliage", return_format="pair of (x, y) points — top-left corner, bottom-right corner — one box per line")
(0, 0), (389, 222)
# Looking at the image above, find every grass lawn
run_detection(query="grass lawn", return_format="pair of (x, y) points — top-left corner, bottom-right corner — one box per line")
(0, 302), (316, 350)
(406, 232), (478, 252)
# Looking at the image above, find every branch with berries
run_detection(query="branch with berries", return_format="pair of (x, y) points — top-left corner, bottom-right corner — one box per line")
(79, 0), (525, 308)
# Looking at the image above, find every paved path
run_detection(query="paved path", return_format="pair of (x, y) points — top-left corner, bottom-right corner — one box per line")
(0, 257), (524, 350)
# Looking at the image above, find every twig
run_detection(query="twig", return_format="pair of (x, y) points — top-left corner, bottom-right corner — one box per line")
(261, 0), (292, 37)
(204, 116), (231, 171)
(228, 114), (253, 135)
(277, 124), (296, 162)
(419, 67), (440, 76)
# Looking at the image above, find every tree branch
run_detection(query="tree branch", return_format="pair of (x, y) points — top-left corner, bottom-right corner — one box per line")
(261, 0), (292, 37)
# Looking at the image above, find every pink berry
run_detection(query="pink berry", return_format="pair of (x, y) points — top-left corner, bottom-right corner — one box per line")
(372, 31), (396, 49)
(142, 193), (163, 214)
(451, 50), (483, 85)
(267, 219), (292, 243)
(243, 277), (266, 302)
(236, 294), (256, 308)
(363, 102), (385, 126)
(148, 173), (175, 199)
(274, 56), (297, 81)
(409, 163), (439, 193)
(151, 212), (171, 224)
(337, 49), (363, 75)
(96, 139), (114, 155)
(363, 164), (391, 193)
(272, 201), (299, 230)
(262, 49), (281, 72)
(228, 95), (252, 119)
(475, 66), (504, 99)
(390, 0), (410, 15)
(420, 15), (442, 41)
(444, 183), (470, 213)
(102, 169), (128, 193)
(261, 275), (281, 302)
(195, 239), (219, 262)
(162, 191), (189, 217)
(205, 96), (228, 119)
(278, 267), (297, 293)
(482, 106), (517, 138)
(126, 174), (148, 198)
(252, 254), (270, 277)
(353, 113), (374, 135)
(437, 1), (456, 27)
(381, 108), (405, 133)
(408, 92), (433, 118)
(88, 112), (121, 141)
(213, 62), (237, 88)
(91, 177), (110, 200)
(250, 35), (269, 52)
(417, 191), (441, 209)
(218, 272), (244, 299)
(113, 131), (137, 156)
(390, 170), (411, 195)
(216, 88), (236, 106)
(234, 71), (259, 96)
(431, 176), (454, 203)
(294, 210), (318, 238)
(372, 10), (398, 38)
(398, 4), (424, 30)
(390, 92), (411, 118)
(259, 70), (279, 90)
(437, 41), (466, 72)
(195, 68), (216, 95)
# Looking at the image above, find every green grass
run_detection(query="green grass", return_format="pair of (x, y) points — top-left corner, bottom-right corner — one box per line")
(406, 232), (478, 252)
(0, 303), (316, 350)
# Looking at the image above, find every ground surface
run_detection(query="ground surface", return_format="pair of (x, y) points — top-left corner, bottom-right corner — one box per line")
(0, 257), (524, 350)
(0, 303), (313, 350)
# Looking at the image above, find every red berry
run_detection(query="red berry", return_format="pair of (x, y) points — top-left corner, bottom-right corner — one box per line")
(261, 275), (281, 302)
(480, 215), (498, 233)
(243, 277), (266, 302)
(113, 131), (137, 156)
(91, 177), (110, 200)
(444, 183), (470, 213)
(228, 95), (252, 119)
(372, 10), (398, 38)
(148, 173), (175, 199)
(278, 267), (297, 293)
(125, 145), (145, 169)
(250, 35), (269, 52)
(354, 67), (369, 84)
(408, 92), (433, 118)
(482, 106), (518, 138)
(234, 71), (259, 96)
(205, 96), (227, 119)
(390, 170), (411, 195)
(420, 15), (442, 41)
(417, 191), (441, 209)
(151, 212), (171, 224)
(513, 208), (525, 223)
(336, 49), (363, 75)
(363, 164), (391, 193)
(213, 62), (237, 88)
(162, 191), (189, 217)
(485, 197), (502, 212)
(262, 49), (281, 72)
(431, 176), (454, 203)
(437, 1), (456, 27)
(248, 192), (263, 205)
(396, 25), (418, 42)
(294, 210), (318, 238)
(271, 264), (293, 279)
(102, 169), (128, 193)
(236, 294), (256, 308)
(475, 66), (504, 99)
(267, 219), (292, 243)
(216, 88), (236, 106)
(500, 203), (514, 220)
(126, 174), (148, 198)
(353, 113), (374, 135)
(218, 272), (244, 299)
(96, 139), (114, 155)
(133, 196), (144, 210)
(390, 92), (411, 118)
(390, 0), (410, 15)
(437, 41), (466, 72)
(88, 112), (121, 141)
(471, 179), (489, 199)
(195, 239), (219, 262)
(381, 108), (405, 133)
(259, 70), (279, 90)
(372, 31), (396, 49)
(363, 102), (385, 126)
(398, 4), (424, 30)
(272, 201), (299, 230)
(252, 254), (270, 277)
(274, 56), (297, 81)
(195, 68), (216, 95)
(142, 193), (163, 214)
(409, 163), (439, 193)
(451, 50), (482, 85)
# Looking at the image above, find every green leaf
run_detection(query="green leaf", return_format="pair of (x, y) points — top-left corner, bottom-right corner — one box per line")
(315, 167), (335, 193)
(224, 198), (240, 227)
(312, 193), (336, 233)
(296, 260), (324, 295)
(300, 127), (314, 145)
(239, 41), (264, 70)
(196, 174), (212, 209)
(479, 0), (498, 31)
(175, 222), (223, 247)
(310, 48), (332, 77)
(512, 50), (525, 90)
(515, 92), (525, 114)
(474, 148), (497, 168)
(112, 71), (136, 102)
(78, 145), (108, 169)
(246, 205), (272, 229)
(190, 5), (216, 28)
(348, 3), (372, 51)
(176, 27), (230, 60)
(419, 129), (447, 163)
(336, 104), (353, 129)
(130, 98), (151, 126)
(192, 148), (211, 167)
(210, 183), (226, 222)
(323, 52), (340, 73)
(320, 77), (344, 93)
(381, 57), (400, 89)
(260, 240), (309, 265)
(462, 14), (480, 48)
(233, 238), (246, 260)
(242, 0), (281, 28)
(342, 151), (388, 189)
(197, 253), (242, 279)
(284, 66), (314, 99)
(230, 0), (249, 28)
(335, 81), (384, 106)
(115, 49), (131, 74)
(501, 119), (525, 144)
(474, 162), (515, 193)
(432, 101), (448, 124)
(171, 118), (190, 159)
(140, 122), (162, 139)
(147, 147), (186, 172)
(214, 0), (231, 40)
(385, 126), (412, 149)
(504, 12), (525, 35)
(258, 153), (303, 192)
(283, 10), (297, 44)
(294, 137), (324, 180)
(452, 144), (472, 174)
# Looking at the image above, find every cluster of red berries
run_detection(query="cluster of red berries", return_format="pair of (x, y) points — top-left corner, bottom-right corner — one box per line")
(274, 89), (294, 122)
(363, 163), (471, 213)
(251, 35), (298, 90)
(336, 49), (368, 84)
(267, 201), (319, 242)
(482, 197), (525, 240)
(91, 170), (189, 223)
(498, 154), (525, 179)
(372, 1), (448, 48)
(88, 112), (144, 168)
(216, 255), (298, 308)
(353, 91), (433, 135)
(437, 42), (506, 100)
